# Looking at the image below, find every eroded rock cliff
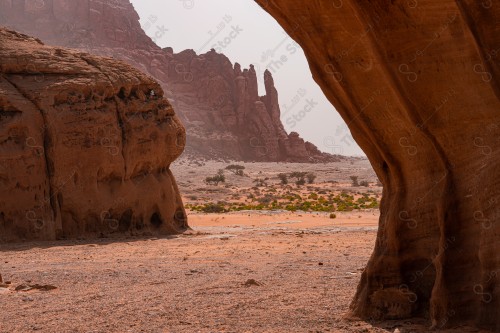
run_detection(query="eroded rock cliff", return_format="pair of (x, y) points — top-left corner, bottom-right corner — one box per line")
(0, 28), (187, 242)
(255, 0), (500, 330)
(0, 0), (336, 162)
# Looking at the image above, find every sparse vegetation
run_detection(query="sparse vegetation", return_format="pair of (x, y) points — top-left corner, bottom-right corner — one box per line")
(186, 190), (379, 213)
(253, 178), (267, 187)
(278, 173), (288, 185)
(306, 173), (317, 184)
(225, 164), (245, 176)
(197, 202), (227, 213)
(290, 172), (307, 186)
(181, 159), (381, 215)
(205, 169), (226, 185)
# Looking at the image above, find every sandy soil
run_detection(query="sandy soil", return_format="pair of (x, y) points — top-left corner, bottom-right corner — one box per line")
(0, 211), (490, 333)
(171, 157), (381, 207)
(0, 160), (491, 332)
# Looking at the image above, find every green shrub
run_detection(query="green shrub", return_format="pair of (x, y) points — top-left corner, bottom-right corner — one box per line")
(201, 203), (226, 213)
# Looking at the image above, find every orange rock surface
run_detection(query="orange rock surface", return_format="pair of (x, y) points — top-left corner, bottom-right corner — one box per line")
(255, 0), (500, 330)
(0, 28), (187, 242)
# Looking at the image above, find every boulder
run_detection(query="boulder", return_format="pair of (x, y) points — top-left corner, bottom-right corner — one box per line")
(0, 28), (187, 242)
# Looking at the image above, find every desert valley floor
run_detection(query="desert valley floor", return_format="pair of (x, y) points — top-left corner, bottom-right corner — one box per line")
(0, 158), (492, 333)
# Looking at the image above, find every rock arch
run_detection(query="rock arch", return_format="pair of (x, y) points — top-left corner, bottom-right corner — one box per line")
(255, 0), (499, 330)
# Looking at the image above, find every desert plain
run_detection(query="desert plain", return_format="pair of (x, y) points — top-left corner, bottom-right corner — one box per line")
(0, 158), (490, 333)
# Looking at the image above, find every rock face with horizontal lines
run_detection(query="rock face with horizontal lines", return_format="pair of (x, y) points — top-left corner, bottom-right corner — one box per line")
(0, 28), (187, 242)
(255, 0), (500, 330)
(0, 0), (337, 162)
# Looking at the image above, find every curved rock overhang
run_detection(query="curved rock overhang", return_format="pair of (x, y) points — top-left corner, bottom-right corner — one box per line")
(255, 0), (500, 330)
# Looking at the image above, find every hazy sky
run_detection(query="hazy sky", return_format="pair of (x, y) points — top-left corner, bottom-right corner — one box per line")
(130, 0), (364, 156)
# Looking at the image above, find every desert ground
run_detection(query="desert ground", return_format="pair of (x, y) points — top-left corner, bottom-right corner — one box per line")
(0, 158), (491, 332)
(173, 155), (381, 213)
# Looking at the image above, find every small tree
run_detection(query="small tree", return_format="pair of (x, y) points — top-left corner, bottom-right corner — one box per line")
(359, 180), (369, 187)
(225, 164), (245, 176)
(350, 176), (359, 187)
(290, 171), (307, 186)
(278, 173), (288, 185)
(306, 173), (317, 184)
(205, 169), (226, 185)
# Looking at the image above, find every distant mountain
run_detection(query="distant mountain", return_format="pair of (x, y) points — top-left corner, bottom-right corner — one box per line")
(0, 0), (340, 162)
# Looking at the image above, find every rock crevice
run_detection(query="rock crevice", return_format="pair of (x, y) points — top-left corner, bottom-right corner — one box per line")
(1, 72), (60, 234)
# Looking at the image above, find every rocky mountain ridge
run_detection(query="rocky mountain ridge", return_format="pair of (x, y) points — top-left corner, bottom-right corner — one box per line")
(0, 0), (339, 162)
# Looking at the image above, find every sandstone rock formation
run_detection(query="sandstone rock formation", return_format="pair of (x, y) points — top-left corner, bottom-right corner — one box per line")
(0, 28), (187, 242)
(0, 0), (337, 162)
(255, 0), (500, 330)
